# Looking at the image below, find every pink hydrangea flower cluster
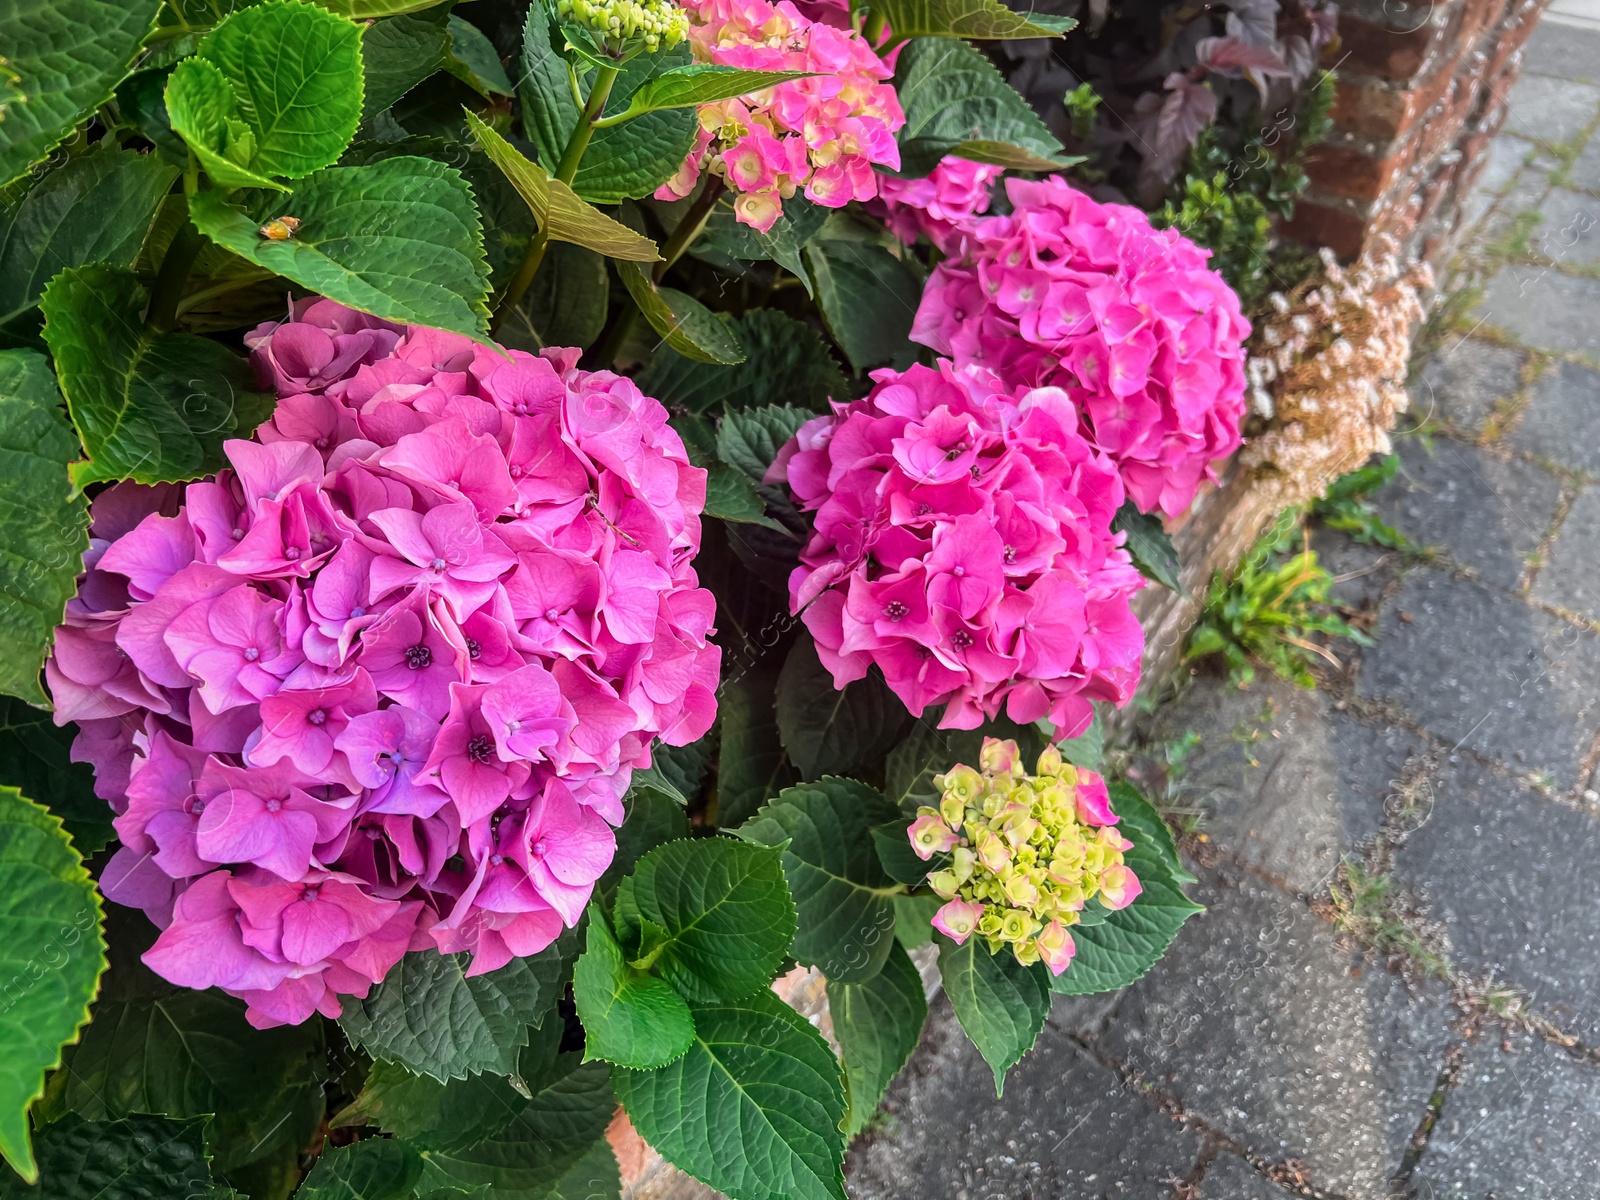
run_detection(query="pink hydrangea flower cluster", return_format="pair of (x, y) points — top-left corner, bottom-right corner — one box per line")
(770, 360), (1145, 737)
(912, 175), (1252, 518)
(654, 0), (904, 232)
(49, 299), (720, 1028)
(874, 156), (1004, 254)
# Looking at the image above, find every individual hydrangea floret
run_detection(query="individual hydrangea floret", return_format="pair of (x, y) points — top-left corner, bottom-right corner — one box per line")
(655, 0), (904, 231)
(912, 175), (1252, 519)
(770, 360), (1144, 737)
(50, 298), (720, 1028)
(910, 738), (1141, 975)
(873, 156), (1004, 254)
(555, 0), (689, 53)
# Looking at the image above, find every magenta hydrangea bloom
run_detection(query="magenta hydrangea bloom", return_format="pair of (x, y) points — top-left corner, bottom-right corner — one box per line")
(911, 175), (1252, 519)
(51, 298), (720, 1028)
(873, 156), (1004, 254)
(771, 360), (1145, 737)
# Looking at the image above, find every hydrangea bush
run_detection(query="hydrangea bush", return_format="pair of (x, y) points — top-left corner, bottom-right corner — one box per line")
(0, 0), (1233, 1195)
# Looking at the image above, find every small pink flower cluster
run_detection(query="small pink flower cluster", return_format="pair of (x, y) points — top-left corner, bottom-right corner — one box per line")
(50, 299), (719, 1028)
(912, 175), (1251, 518)
(771, 360), (1145, 737)
(655, 0), (904, 232)
(874, 156), (1005, 254)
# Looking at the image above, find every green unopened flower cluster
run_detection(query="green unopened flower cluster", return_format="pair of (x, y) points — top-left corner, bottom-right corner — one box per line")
(908, 738), (1143, 976)
(555, 0), (688, 53)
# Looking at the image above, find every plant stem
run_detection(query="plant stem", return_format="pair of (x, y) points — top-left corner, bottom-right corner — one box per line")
(146, 220), (205, 332)
(654, 176), (724, 283)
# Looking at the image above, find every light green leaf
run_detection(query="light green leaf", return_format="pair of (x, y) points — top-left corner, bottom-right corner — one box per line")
(803, 238), (922, 373)
(0, 786), (106, 1182)
(298, 1139), (422, 1200)
(827, 940), (927, 1134)
(615, 259), (745, 365)
(0, 0), (163, 187)
(188, 157), (491, 337)
(614, 838), (795, 1003)
(1113, 499), (1184, 593)
(311, 0), (442, 14)
(7, 1114), (212, 1198)
(573, 906), (695, 1069)
(739, 778), (902, 983)
(612, 990), (847, 1200)
(613, 65), (813, 118)
(445, 16), (514, 97)
(361, 8), (452, 118)
(332, 1058), (524, 1154)
(869, 0), (1074, 39)
(165, 58), (287, 192)
(717, 405), (812, 485)
(518, 7), (582, 168)
(715, 655), (799, 830)
(703, 463), (785, 531)
(938, 933), (1048, 1095)
(0, 698), (109, 853)
(775, 636), (914, 781)
(0, 145), (179, 329)
(0, 353), (88, 705)
(38, 264), (270, 491)
(546, 1133), (620, 1200)
(464, 111), (659, 261)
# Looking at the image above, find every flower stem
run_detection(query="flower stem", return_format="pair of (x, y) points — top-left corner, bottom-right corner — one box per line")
(654, 176), (724, 283)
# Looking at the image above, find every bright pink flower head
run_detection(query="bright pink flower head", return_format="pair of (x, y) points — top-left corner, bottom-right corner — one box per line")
(47, 301), (721, 1026)
(874, 156), (1004, 254)
(912, 175), (1251, 518)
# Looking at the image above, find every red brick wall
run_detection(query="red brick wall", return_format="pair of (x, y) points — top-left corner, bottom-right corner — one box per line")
(1282, 0), (1549, 263)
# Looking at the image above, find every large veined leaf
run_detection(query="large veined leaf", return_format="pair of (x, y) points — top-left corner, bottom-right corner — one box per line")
(0, 698), (110, 853)
(715, 655), (799, 829)
(1113, 500), (1183, 593)
(0, 352), (88, 705)
(502, 241), (610, 352)
(445, 16), (513, 98)
(803, 237), (922, 373)
(703, 463), (785, 531)
(600, 784), (691, 900)
(165, 58), (290, 192)
(614, 838), (795, 1003)
(572, 52), (699, 204)
(891, 37), (1077, 177)
(546, 1134), (621, 1200)
(717, 405), (814, 485)
(827, 940), (927, 1134)
(615, 259), (745, 365)
(298, 1139), (422, 1200)
(611, 65), (813, 118)
(635, 309), (843, 416)
(775, 636), (915, 781)
(361, 8), (452, 118)
(332, 1058), (524, 1154)
(38, 264), (271, 490)
(868, 0), (1074, 39)
(573, 905), (695, 1070)
(311, 0), (444, 14)
(0, 146), (179, 329)
(882, 716), (1044, 812)
(937, 933), (1048, 1095)
(0, 0), (164, 187)
(613, 990), (848, 1200)
(188, 157), (492, 338)
(0, 787), (106, 1182)
(9, 1114), (213, 1198)
(518, 6), (582, 169)
(739, 778), (903, 983)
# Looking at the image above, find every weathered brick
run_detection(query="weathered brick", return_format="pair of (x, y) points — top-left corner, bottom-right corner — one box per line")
(1280, 196), (1372, 258)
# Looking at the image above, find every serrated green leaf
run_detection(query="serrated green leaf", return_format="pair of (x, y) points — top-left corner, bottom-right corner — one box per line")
(311, 0), (441, 13)
(0, 699), (109, 853)
(332, 1058), (524, 1154)
(8, 1113), (212, 1199)
(775, 636), (914, 781)
(739, 778), (902, 983)
(573, 51), (699, 203)
(445, 16), (513, 96)
(1057, 709), (1104, 772)
(188, 157), (491, 337)
(519, 7), (582, 168)
(165, 58), (288, 192)
(464, 111), (659, 261)
(704, 463), (785, 530)
(650, 739), (712, 803)
(0, 0), (163, 187)
(361, 8), (452, 118)
(717, 405), (812, 485)
(546, 1133), (620, 1200)
(615, 259), (745, 365)
(870, 0), (1074, 39)
(0, 146), (179, 329)
(600, 783), (691, 899)
(803, 237), (922, 373)
(615, 838), (795, 1002)
(0, 786), (106, 1182)
(1108, 780), (1191, 883)
(298, 1139), (422, 1200)
(0, 353), (88, 705)
(613, 65), (813, 117)
(696, 195), (829, 288)
(612, 989), (847, 1200)
(938, 933), (1048, 1095)
(635, 309), (843, 415)
(827, 940), (926, 1134)
(1112, 499), (1184, 593)
(574, 906), (695, 1069)
(38, 264), (271, 490)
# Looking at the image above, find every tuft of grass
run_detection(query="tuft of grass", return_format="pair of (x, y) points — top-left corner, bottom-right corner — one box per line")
(1310, 454), (1417, 552)
(1326, 858), (1450, 980)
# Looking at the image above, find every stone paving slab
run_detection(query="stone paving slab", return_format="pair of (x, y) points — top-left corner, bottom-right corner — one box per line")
(1357, 571), (1600, 789)
(1096, 862), (1454, 1199)
(1530, 486), (1600, 623)
(1532, 187), (1600, 265)
(1525, 13), (1600, 81)
(1507, 358), (1600, 475)
(845, 994), (1201, 1200)
(1412, 1037), (1600, 1197)
(1502, 73), (1600, 147)
(1568, 134), (1600, 192)
(1408, 338), (1527, 438)
(1197, 1153), (1296, 1199)
(1474, 266), (1600, 356)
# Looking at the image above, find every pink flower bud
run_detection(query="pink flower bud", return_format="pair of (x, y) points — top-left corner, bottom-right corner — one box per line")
(930, 897), (985, 944)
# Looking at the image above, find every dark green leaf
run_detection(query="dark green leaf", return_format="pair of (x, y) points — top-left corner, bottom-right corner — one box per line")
(612, 990), (847, 1200)
(717, 405), (812, 484)
(703, 463), (785, 530)
(871, 818), (939, 888)
(112, 67), (188, 166)
(614, 837), (794, 1002)
(715, 652), (799, 829)
(697, 196), (828, 287)
(937, 934), (1048, 1095)
(361, 8), (452, 118)
(774, 636), (914, 781)
(8, 1114), (212, 1199)
(1108, 780), (1190, 883)
(573, 907), (695, 1069)
(1113, 500), (1183, 593)
(518, 7), (582, 168)
(501, 241), (609, 352)
(615, 65), (812, 117)
(650, 739), (711, 803)
(615, 259), (744, 365)
(38, 263), (271, 490)
(333, 1059), (524, 1154)
(803, 238), (922, 373)
(0, 352), (89, 705)
(1057, 709), (1104, 772)
(297, 1139), (422, 1200)
(546, 1134), (620, 1200)
(600, 783), (691, 898)
(0, 699), (109, 854)
(869, 0), (1074, 39)
(738, 778), (902, 983)
(827, 940), (927, 1134)
(892, 892), (942, 949)
(445, 16), (514, 96)
(573, 50), (699, 203)
(635, 309), (843, 416)
(882, 716), (1044, 812)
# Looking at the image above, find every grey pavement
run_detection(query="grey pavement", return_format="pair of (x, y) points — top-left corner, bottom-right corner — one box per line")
(846, 21), (1600, 1200)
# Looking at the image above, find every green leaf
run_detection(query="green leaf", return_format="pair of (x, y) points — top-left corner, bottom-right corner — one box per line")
(892, 891), (942, 949)
(826, 940), (927, 1134)
(0, 146), (179, 329)
(649, 740), (711, 804)
(0, 786), (106, 1182)
(738, 778), (902, 983)
(501, 241), (610, 352)
(890, 38), (1075, 178)
(0, 352), (88, 705)
(717, 405), (813, 485)
(339, 933), (579, 1081)
(803, 238), (922, 373)
(716, 655), (799, 829)
(165, 57), (288, 192)
(311, 0), (442, 14)
(613, 65), (812, 118)
(1057, 709), (1104, 772)
(703, 463), (785, 531)
(445, 16), (514, 97)
(8, 1114), (212, 1199)
(614, 838), (795, 1002)
(464, 111), (659, 261)
(635, 309), (843, 415)
(625, 761), (688, 806)
(518, 7), (582, 169)
(572, 51), (699, 203)
(546, 1134), (620, 1200)
(188, 157), (491, 337)
(38, 263), (271, 490)
(1108, 780), (1191, 883)
(573, 906), (695, 1069)
(696, 196), (829, 289)
(0, 0), (163, 187)
(774, 636), (914, 781)
(599, 783), (690, 898)
(882, 716), (1045, 812)
(333, 1059), (524, 1154)
(615, 259), (745, 365)
(870, 818), (938, 888)
(937, 934), (1048, 1095)
(298, 1139), (422, 1200)
(361, 8), (452, 118)
(869, 0), (1074, 39)
(0, 699), (110, 853)
(612, 990), (847, 1200)
(1113, 500), (1183, 593)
